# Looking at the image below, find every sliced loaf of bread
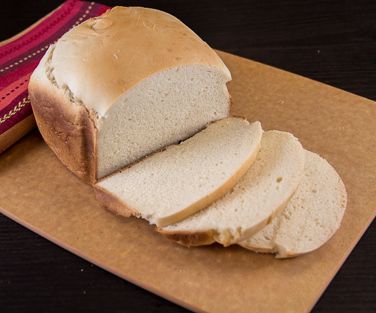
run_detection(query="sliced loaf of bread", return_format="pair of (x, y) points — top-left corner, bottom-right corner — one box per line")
(239, 150), (347, 258)
(95, 118), (263, 227)
(159, 130), (305, 246)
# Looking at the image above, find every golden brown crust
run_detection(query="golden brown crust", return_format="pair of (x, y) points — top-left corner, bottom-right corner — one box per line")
(158, 229), (216, 247)
(29, 80), (97, 184)
(94, 185), (139, 218)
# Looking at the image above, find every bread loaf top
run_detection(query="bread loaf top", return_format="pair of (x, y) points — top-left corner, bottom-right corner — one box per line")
(42, 6), (231, 117)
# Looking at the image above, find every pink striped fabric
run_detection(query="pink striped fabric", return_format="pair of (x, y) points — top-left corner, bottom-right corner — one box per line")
(0, 0), (109, 151)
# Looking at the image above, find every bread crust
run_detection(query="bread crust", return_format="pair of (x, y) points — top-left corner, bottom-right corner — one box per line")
(158, 230), (216, 247)
(29, 78), (97, 184)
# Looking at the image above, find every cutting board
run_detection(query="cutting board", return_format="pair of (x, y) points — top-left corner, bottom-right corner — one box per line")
(1, 51), (375, 313)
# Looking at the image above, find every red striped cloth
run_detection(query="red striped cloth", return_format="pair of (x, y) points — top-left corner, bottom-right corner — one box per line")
(0, 0), (109, 153)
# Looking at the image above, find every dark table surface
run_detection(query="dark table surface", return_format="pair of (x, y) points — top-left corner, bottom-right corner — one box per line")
(1, 1), (375, 312)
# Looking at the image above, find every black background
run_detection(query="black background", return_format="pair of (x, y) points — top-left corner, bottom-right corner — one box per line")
(1, 1), (375, 312)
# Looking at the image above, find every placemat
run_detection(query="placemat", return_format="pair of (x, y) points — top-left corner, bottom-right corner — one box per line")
(0, 0), (108, 153)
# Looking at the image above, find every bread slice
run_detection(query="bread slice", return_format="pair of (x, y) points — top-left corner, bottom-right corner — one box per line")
(239, 150), (347, 258)
(29, 6), (231, 183)
(95, 118), (262, 227)
(159, 130), (305, 246)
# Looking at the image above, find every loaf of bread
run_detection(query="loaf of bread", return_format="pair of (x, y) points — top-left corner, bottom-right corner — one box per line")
(95, 118), (262, 227)
(29, 6), (231, 183)
(239, 151), (347, 258)
(29, 6), (347, 258)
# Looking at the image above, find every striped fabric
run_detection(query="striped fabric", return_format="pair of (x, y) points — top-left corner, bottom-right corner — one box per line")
(0, 0), (109, 153)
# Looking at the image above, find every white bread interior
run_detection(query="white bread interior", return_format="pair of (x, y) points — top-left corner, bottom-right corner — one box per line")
(240, 150), (347, 258)
(97, 65), (230, 178)
(95, 118), (263, 227)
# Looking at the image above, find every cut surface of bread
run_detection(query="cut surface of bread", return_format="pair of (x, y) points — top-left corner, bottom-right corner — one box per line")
(95, 118), (262, 227)
(96, 65), (230, 178)
(159, 130), (305, 246)
(29, 6), (231, 183)
(240, 150), (347, 258)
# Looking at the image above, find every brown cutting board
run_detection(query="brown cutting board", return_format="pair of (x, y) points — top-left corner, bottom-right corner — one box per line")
(1, 51), (375, 313)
